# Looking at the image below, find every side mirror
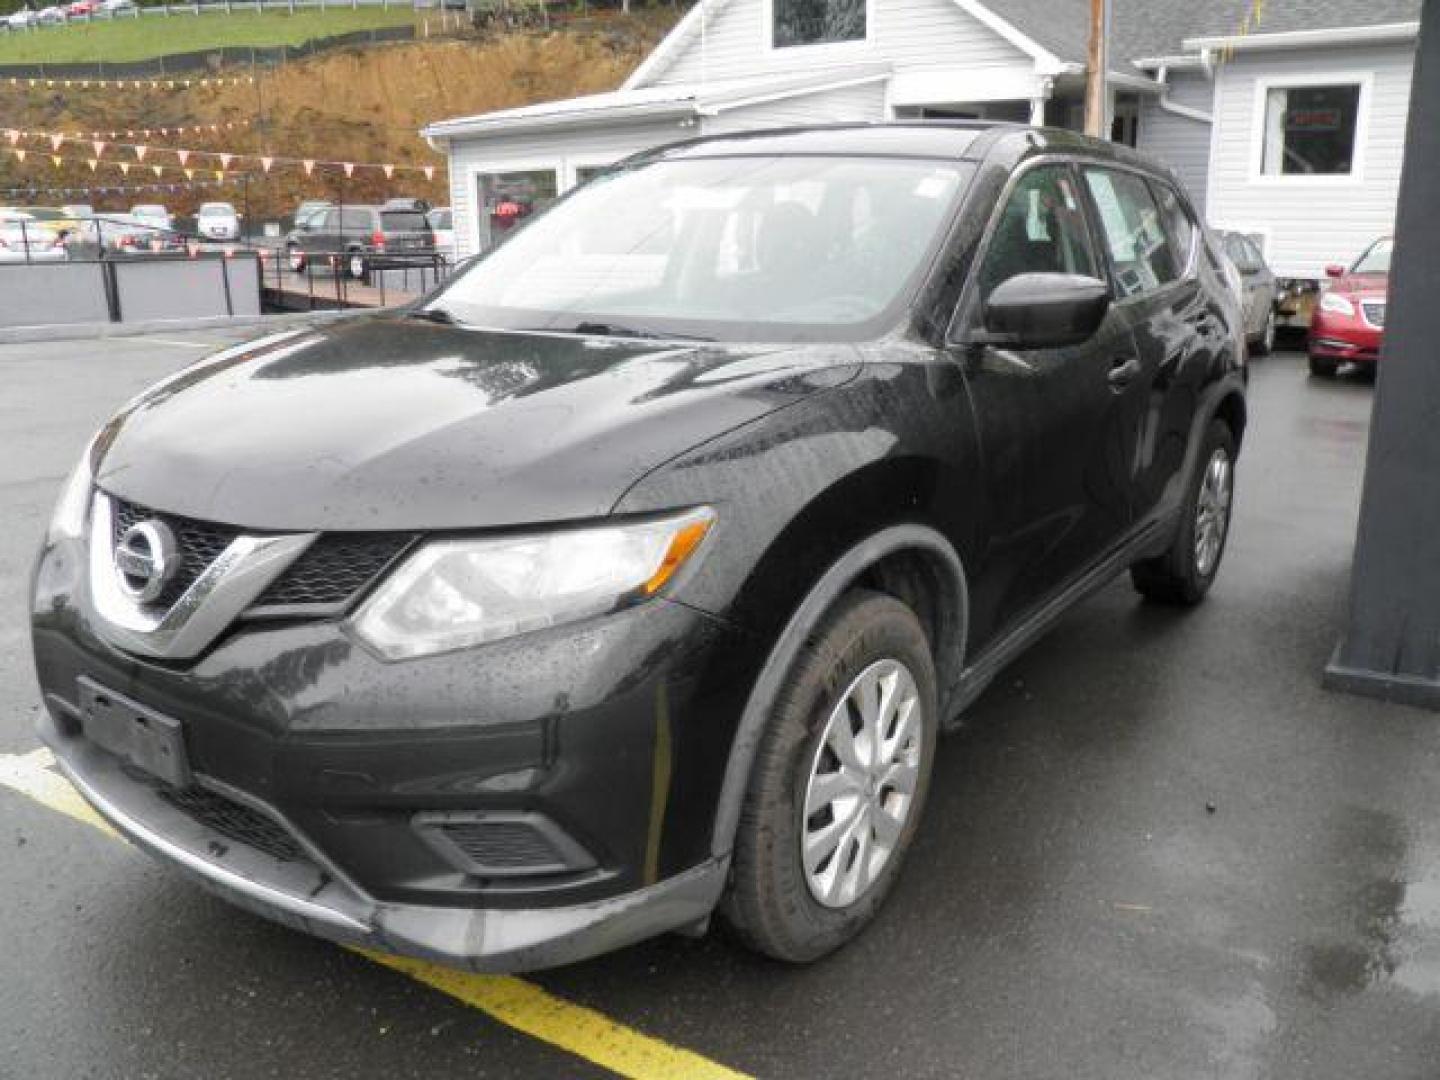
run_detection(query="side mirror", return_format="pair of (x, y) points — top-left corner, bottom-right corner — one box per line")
(977, 273), (1111, 349)
(1325, 264), (1345, 278)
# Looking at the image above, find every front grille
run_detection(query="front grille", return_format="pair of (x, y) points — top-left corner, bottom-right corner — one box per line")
(157, 784), (305, 862)
(1362, 301), (1386, 327)
(253, 533), (413, 610)
(112, 496), (242, 607)
(107, 494), (410, 616)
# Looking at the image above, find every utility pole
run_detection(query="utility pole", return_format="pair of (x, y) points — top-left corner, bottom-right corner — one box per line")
(1084, 0), (1109, 138)
(1325, 0), (1440, 710)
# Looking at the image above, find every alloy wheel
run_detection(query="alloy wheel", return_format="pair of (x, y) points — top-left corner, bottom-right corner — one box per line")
(802, 658), (923, 909)
(1194, 447), (1233, 577)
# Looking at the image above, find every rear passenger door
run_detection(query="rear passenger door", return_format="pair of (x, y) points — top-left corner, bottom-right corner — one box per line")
(955, 162), (1143, 645)
(1078, 167), (1212, 529)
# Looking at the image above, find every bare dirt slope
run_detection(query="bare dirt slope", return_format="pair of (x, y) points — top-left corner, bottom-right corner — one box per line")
(0, 12), (678, 216)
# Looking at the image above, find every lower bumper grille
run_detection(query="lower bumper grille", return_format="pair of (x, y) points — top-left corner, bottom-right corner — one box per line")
(153, 781), (305, 863)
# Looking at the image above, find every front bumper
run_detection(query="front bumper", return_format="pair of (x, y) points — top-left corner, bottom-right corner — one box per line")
(42, 708), (727, 971)
(1309, 311), (1383, 363)
(32, 524), (759, 969)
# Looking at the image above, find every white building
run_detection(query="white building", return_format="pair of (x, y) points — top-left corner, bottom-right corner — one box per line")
(423, 0), (1419, 280)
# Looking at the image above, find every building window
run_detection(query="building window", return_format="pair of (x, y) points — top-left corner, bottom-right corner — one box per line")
(475, 168), (558, 251)
(1261, 83), (1362, 176)
(772, 0), (866, 49)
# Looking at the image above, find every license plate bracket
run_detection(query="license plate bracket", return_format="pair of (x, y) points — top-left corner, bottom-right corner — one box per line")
(78, 678), (193, 789)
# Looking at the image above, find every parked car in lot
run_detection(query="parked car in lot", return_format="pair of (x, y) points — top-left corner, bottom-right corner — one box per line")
(283, 201), (332, 272)
(35, 5), (66, 24)
(63, 213), (185, 258)
(6, 8), (36, 27)
(427, 206), (454, 260)
(97, 0), (135, 12)
(30, 124), (1247, 971)
(1215, 230), (1279, 355)
(66, 0), (97, 16)
(195, 201), (241, 242)
(1309, 237), (1391, 377)
(0, 213), (66, 262)
(290, 204), (435, 279)
(129, 203), (173, 231)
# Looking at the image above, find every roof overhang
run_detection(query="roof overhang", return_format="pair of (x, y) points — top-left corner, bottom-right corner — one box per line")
(423, 100), (696, 142)
(1183, 20), (1419, 55)
(423, 67), (893, 143)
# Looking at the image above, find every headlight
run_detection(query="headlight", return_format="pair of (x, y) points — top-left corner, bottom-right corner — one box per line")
(351, 508), (715, 660)
(1320, 292), (1356, 317)
(47, 444), (95, 543)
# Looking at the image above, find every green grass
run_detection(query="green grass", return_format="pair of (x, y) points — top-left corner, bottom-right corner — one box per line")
(0, 8), (420, 63)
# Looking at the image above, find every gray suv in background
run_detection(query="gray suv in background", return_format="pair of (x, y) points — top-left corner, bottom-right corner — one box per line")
(290, 205), (435, 280)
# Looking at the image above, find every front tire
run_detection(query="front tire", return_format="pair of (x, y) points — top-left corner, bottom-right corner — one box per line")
(1309, 354), (1339, 377)
(1131, 419), (1236, 606)
(721, 589), (937, 962)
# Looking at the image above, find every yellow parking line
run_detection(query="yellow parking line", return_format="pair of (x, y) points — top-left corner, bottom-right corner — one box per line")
(0, 748), (752, 1080)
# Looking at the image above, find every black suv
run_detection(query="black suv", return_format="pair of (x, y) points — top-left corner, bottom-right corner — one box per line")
(289, 204), (435, 279)
(31, 124), (1246, 971)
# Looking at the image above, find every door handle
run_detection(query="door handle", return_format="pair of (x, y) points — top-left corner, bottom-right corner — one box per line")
(1108, 355), (1142, 390)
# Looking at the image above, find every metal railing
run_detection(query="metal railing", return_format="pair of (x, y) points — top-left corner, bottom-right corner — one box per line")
(253, 244), (452, 310)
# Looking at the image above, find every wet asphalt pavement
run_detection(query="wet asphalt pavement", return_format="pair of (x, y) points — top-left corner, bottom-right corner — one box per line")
(2, 329), (1438, 1079)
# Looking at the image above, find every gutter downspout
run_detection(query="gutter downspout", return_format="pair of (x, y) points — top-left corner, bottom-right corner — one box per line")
(1154, 64), (1214, 124)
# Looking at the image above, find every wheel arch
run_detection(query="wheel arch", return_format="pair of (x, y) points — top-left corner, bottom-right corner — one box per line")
(708, 522), (969, 860)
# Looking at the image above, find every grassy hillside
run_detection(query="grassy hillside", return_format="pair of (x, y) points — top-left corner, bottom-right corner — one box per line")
(0, 13), (680, 217)
(0, 8), (420, 63)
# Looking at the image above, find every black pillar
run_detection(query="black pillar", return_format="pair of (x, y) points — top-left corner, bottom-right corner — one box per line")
(1326, 0), (1440, 709)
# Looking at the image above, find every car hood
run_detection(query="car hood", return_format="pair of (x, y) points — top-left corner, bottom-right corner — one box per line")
(94, 316), (860, 531)
(1335, 272), (1387, 295)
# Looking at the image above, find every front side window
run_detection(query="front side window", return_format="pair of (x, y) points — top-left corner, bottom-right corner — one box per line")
(773, 0), (866, 48)
(1261, 83), (1362, 176)
(1083, 167), (1180, 299)
(429, 155), (970, 342)
(975, 165), (1098, 303)
(1352, 238), (1393, 275)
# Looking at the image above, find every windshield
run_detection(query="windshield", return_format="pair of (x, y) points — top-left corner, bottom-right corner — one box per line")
(1352, 238), (1392, 275)
(199, 205), (232, 217)
(24, 208), (65, 221)
(132, 206), (165, 218)
(426, 155), (971, 342)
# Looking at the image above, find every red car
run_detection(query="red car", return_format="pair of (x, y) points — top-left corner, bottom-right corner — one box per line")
(1309, 237), (1391, 376)
(66, 0), (96, 14)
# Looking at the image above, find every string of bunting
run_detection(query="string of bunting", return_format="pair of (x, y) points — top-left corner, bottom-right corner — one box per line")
(1, 177), (241, 197)
(7, 119), (250, 143)
(3, 73), (256, 91)
(2, 140), (438, 181)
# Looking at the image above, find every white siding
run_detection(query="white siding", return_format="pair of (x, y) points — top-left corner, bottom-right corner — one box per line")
(699, 78), (888, 133)
(1206, 43), (1415, 278)
(1136, 70), (1214, 216)
(443, 120), (689, 258)
(651, 0), (1030, 87)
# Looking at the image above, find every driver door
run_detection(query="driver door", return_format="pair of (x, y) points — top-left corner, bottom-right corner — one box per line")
(955, 162), (1143, 649)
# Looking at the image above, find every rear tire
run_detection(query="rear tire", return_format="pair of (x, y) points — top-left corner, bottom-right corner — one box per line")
(1252, 309), (1277, 356)
(721, 589), (937, 963)
(1309, 354), (1339, 377)
(1131, 419), (1236, 606)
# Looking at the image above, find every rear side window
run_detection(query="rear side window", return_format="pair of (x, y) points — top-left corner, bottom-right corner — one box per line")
(1150, 181), (1196, 272)
(975, 164), (1099, 303)
(1082, 167), (1179, 299)
(340, 209), (374, 232)
(381, 210), (428, 231)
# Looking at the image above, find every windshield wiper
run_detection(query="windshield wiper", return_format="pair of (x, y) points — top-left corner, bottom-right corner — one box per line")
(408, 306), (461, 325)
(568, 321), (712, 342)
